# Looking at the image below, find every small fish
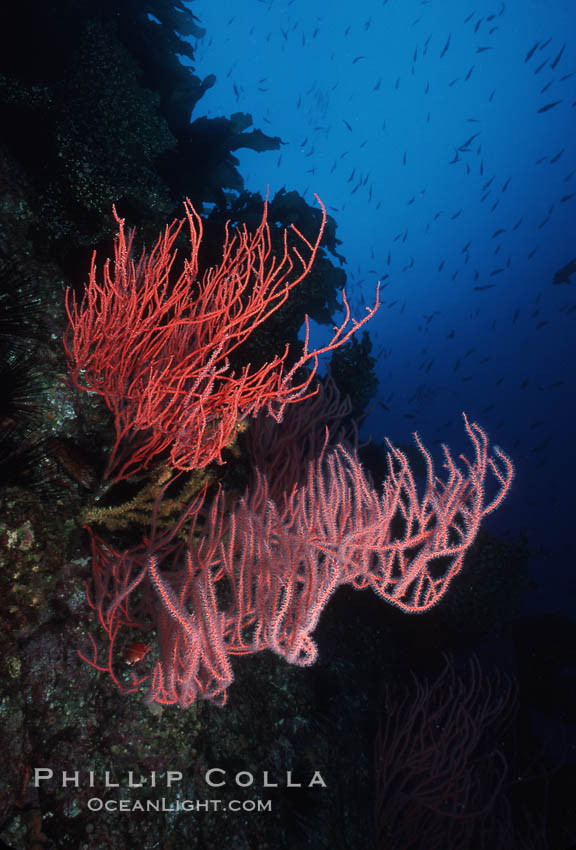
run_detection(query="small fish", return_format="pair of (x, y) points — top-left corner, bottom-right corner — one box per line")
(124, 641), (151, 665)
(537, 100), (562, 113)
(460, 132), (480, 148)
(552, 259), (576, 284)
(474, 284), (496, 290)
(440, 34), (451, 57)
(550, 43), (565, 69)
(531, 438), (551, 454)
(524, 41), (539, 62)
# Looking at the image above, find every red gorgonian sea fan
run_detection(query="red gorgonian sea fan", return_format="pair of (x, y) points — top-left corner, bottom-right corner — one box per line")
(80, 415), (514, 708)
(64, 196), (379, 481)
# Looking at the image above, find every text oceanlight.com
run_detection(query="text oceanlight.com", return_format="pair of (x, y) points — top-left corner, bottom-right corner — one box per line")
(87, 798), (272, 813)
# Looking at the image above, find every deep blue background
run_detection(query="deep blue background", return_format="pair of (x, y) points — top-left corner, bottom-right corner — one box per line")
(186, 0), (576, 618)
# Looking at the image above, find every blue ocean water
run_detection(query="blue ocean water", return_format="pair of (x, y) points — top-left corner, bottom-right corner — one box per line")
(189, 0), (576, 620)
